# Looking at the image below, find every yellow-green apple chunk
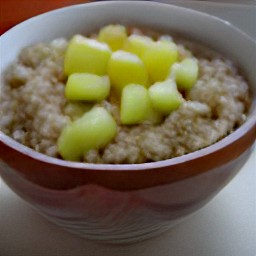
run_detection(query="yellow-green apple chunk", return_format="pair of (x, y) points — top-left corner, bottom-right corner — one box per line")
(98, 24), (127, 51)
(64, 35), (111, 76)
(144, 98), (163, 124)
(121, 84), (149, 125)
(124, 34), (153, 57)
(149, 79), (183, 115)
(172, 58), (199, 90)
(65, 73), (110, 102)
(58, 107), (117, 161)
(108, 50), (148, 91)
(142, 41), (178, 83)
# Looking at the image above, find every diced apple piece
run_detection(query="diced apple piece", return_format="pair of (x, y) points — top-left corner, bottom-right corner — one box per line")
(65, 73), (110, 102)
(98, 24), (127, 51)
(144, 98), (163, 124)
(124, 34), (153, 57)
(58, 107), (117, 161)
(142, 41), (178, 83)
(149, 79), (183, 114)
(64, 102), (92, 121)
(64, 35), (111, 76)
(108, 50), (148, 91)
(171, 58), (199, 90)
(121, 84), (149, 125)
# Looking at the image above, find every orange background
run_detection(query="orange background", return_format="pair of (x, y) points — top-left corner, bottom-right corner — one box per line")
(0, 0), (92, 34)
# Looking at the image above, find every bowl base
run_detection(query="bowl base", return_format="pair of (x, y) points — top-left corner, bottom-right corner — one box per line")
(40, 211), (188, 244)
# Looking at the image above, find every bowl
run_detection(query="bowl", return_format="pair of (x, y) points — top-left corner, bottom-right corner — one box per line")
(0, 1), (255, 243)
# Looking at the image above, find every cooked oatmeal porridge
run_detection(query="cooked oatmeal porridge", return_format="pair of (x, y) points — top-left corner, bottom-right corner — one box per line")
(0, 26), (250, 164)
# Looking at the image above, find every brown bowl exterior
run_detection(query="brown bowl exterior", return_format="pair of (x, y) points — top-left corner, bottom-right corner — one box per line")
(0, 144), (254, 243)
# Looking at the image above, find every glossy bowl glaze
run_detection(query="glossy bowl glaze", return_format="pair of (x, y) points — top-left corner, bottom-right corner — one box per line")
(0, 1), (255, 243)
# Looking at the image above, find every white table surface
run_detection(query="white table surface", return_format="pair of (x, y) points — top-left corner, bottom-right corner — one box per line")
(0, 2), (256, 256)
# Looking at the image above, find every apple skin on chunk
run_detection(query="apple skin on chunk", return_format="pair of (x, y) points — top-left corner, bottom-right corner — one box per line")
(57, 107), (117, 161)
(108, 50), (148, 91)
(121, 84), (149, 125)
(142, 41), (178, 83)
(149, 79), (184, 115)
(65, 73), (110, 102)
(64, 35), (112, 76)
(98, 24), (127, 51)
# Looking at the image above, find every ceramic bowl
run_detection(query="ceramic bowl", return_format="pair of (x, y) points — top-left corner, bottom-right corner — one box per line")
(0, 1), (255, 243)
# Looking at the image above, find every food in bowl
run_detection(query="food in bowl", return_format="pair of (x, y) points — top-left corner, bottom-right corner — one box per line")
(0, 25), (250, 164)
